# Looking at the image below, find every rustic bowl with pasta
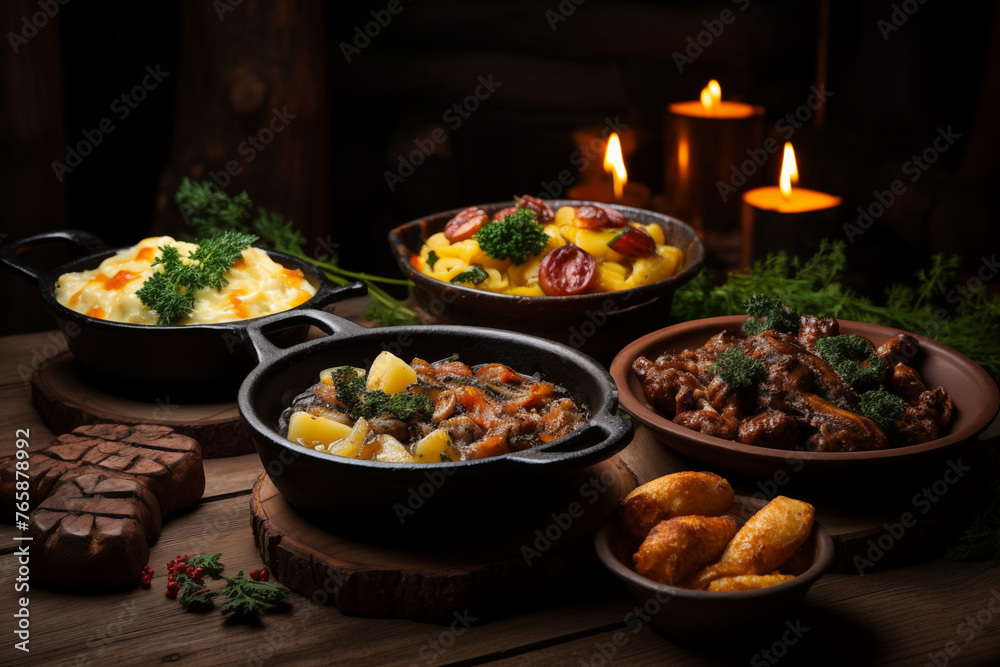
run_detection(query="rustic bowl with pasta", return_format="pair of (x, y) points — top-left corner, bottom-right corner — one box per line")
(388, 199), (704, 363)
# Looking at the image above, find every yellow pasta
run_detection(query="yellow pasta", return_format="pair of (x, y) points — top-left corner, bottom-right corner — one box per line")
(414, 206), (685, 296)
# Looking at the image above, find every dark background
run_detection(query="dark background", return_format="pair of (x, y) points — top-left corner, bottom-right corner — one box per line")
(1, 0), (997, 335)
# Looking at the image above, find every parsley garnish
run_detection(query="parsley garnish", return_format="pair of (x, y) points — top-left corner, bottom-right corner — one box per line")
(450, 265), (489, 286)
(136, 231), (257, 325)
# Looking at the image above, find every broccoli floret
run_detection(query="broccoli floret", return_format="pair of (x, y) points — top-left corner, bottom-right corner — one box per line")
(709, 347), (767, 390)
(858, 389), (907, 430)
(814, 334), (886, 388)
(472, 208), (549, 265)
(741, 294), (800, 335)
(352, 389), (433, 421)
(329, 366), (366, 410)
(450, 265), (489, 285)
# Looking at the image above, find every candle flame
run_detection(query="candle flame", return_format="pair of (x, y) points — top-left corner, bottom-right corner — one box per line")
(603, 132), (627, 201)
(700, 79), (722, 113)
(779, 142), (799, 199)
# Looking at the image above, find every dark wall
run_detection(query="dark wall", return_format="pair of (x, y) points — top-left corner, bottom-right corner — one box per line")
(2, 0), (997, 334)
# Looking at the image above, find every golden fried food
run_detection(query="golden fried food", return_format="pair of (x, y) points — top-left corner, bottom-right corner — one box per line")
(619, 471), (734, 540)
(706, 574), (796, 592)
(688, 496), (815, 590)
(633, 515), (738, 585)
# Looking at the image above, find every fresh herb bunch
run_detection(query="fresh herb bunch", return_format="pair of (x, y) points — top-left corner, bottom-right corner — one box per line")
(451, 265), (489, 285)
(473, 208), (549, 265)
(135, 230), (257, 325)
(219, 572), (290, 616)
(174, 178), (417, 326)
(358, 390), (433, 421)
(741, 293), (800, 335)
(671, 239), (1000, 382)
(814, 335), (886, 389)
(709, 347), (767, 390)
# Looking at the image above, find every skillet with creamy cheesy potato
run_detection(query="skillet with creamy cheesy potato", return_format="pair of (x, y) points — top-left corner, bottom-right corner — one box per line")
(54, 236), (316, 325)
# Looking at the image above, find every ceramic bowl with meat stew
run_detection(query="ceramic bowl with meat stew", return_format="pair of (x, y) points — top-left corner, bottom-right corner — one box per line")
(610, 315), (1000, 481)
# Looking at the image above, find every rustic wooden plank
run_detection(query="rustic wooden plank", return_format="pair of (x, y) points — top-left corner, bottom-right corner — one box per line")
(0, 493), (626, 666)
(484, 562), (1000, 667)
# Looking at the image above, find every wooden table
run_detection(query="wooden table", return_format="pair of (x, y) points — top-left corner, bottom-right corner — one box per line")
(2, 301), (999, 667)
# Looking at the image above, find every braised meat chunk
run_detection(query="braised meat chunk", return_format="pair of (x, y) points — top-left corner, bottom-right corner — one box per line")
(632, 300), (953, 451)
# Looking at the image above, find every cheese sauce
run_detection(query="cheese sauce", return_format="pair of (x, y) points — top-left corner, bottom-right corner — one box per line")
(54, 236), (317, 325)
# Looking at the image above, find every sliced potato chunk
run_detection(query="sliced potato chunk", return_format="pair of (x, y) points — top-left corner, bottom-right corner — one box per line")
(287, 411), (354, 448)
(412, 428), (461, 463)
(327, 417), (369, 458)
(374, 434), (416, 463)
(366, 351), (417, 395)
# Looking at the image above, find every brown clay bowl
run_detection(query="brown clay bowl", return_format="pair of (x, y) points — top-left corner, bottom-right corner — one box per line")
(610, 316), (1000, 482)
(387, 200), (704, 364)
(594, 494), (834, 643)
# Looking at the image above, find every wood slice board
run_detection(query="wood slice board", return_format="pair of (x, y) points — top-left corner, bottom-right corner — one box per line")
(31, 351), (253, 458)
(621, 426), (989, 574)
(250, 455), (636, 624)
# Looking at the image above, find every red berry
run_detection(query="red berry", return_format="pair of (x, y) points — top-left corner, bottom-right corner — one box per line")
(259, 569), (270, 582)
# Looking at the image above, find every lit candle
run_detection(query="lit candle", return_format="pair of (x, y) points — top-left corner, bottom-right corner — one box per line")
(664, 80), (766, 271)
(568, 132), (650, 208)
(667, 79), (762, 119)
(740, 142), (842, 267)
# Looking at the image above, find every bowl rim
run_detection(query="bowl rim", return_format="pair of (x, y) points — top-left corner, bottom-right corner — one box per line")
(593, 494), (836, 600)
(387, 199), (705, 305)
(237, 311), (634, 473)
(610, 315), (1000, 464)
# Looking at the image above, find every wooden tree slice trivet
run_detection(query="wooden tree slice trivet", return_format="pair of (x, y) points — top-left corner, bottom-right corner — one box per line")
(31, 351), (252, 458)
(250, 456), (636, 624)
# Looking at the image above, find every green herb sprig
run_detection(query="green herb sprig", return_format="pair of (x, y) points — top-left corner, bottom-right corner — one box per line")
(219, 572), (290, 616)
(135, 230), (257, 325)
(175, 178), (417, 326)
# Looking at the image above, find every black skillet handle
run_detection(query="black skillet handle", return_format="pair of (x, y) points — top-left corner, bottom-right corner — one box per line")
(0, 230), (109, 283)
(505, 410), (634, 469)
(310, 279), (368, 310)
(244, 307), (370, 367)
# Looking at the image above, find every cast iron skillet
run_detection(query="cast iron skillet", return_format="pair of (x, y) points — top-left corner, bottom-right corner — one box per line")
(0, 229), (367, 401)
(238, 308), (634, 535)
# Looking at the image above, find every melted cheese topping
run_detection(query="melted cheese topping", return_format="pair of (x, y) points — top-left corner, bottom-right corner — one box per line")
(54, 236), (317, 325)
